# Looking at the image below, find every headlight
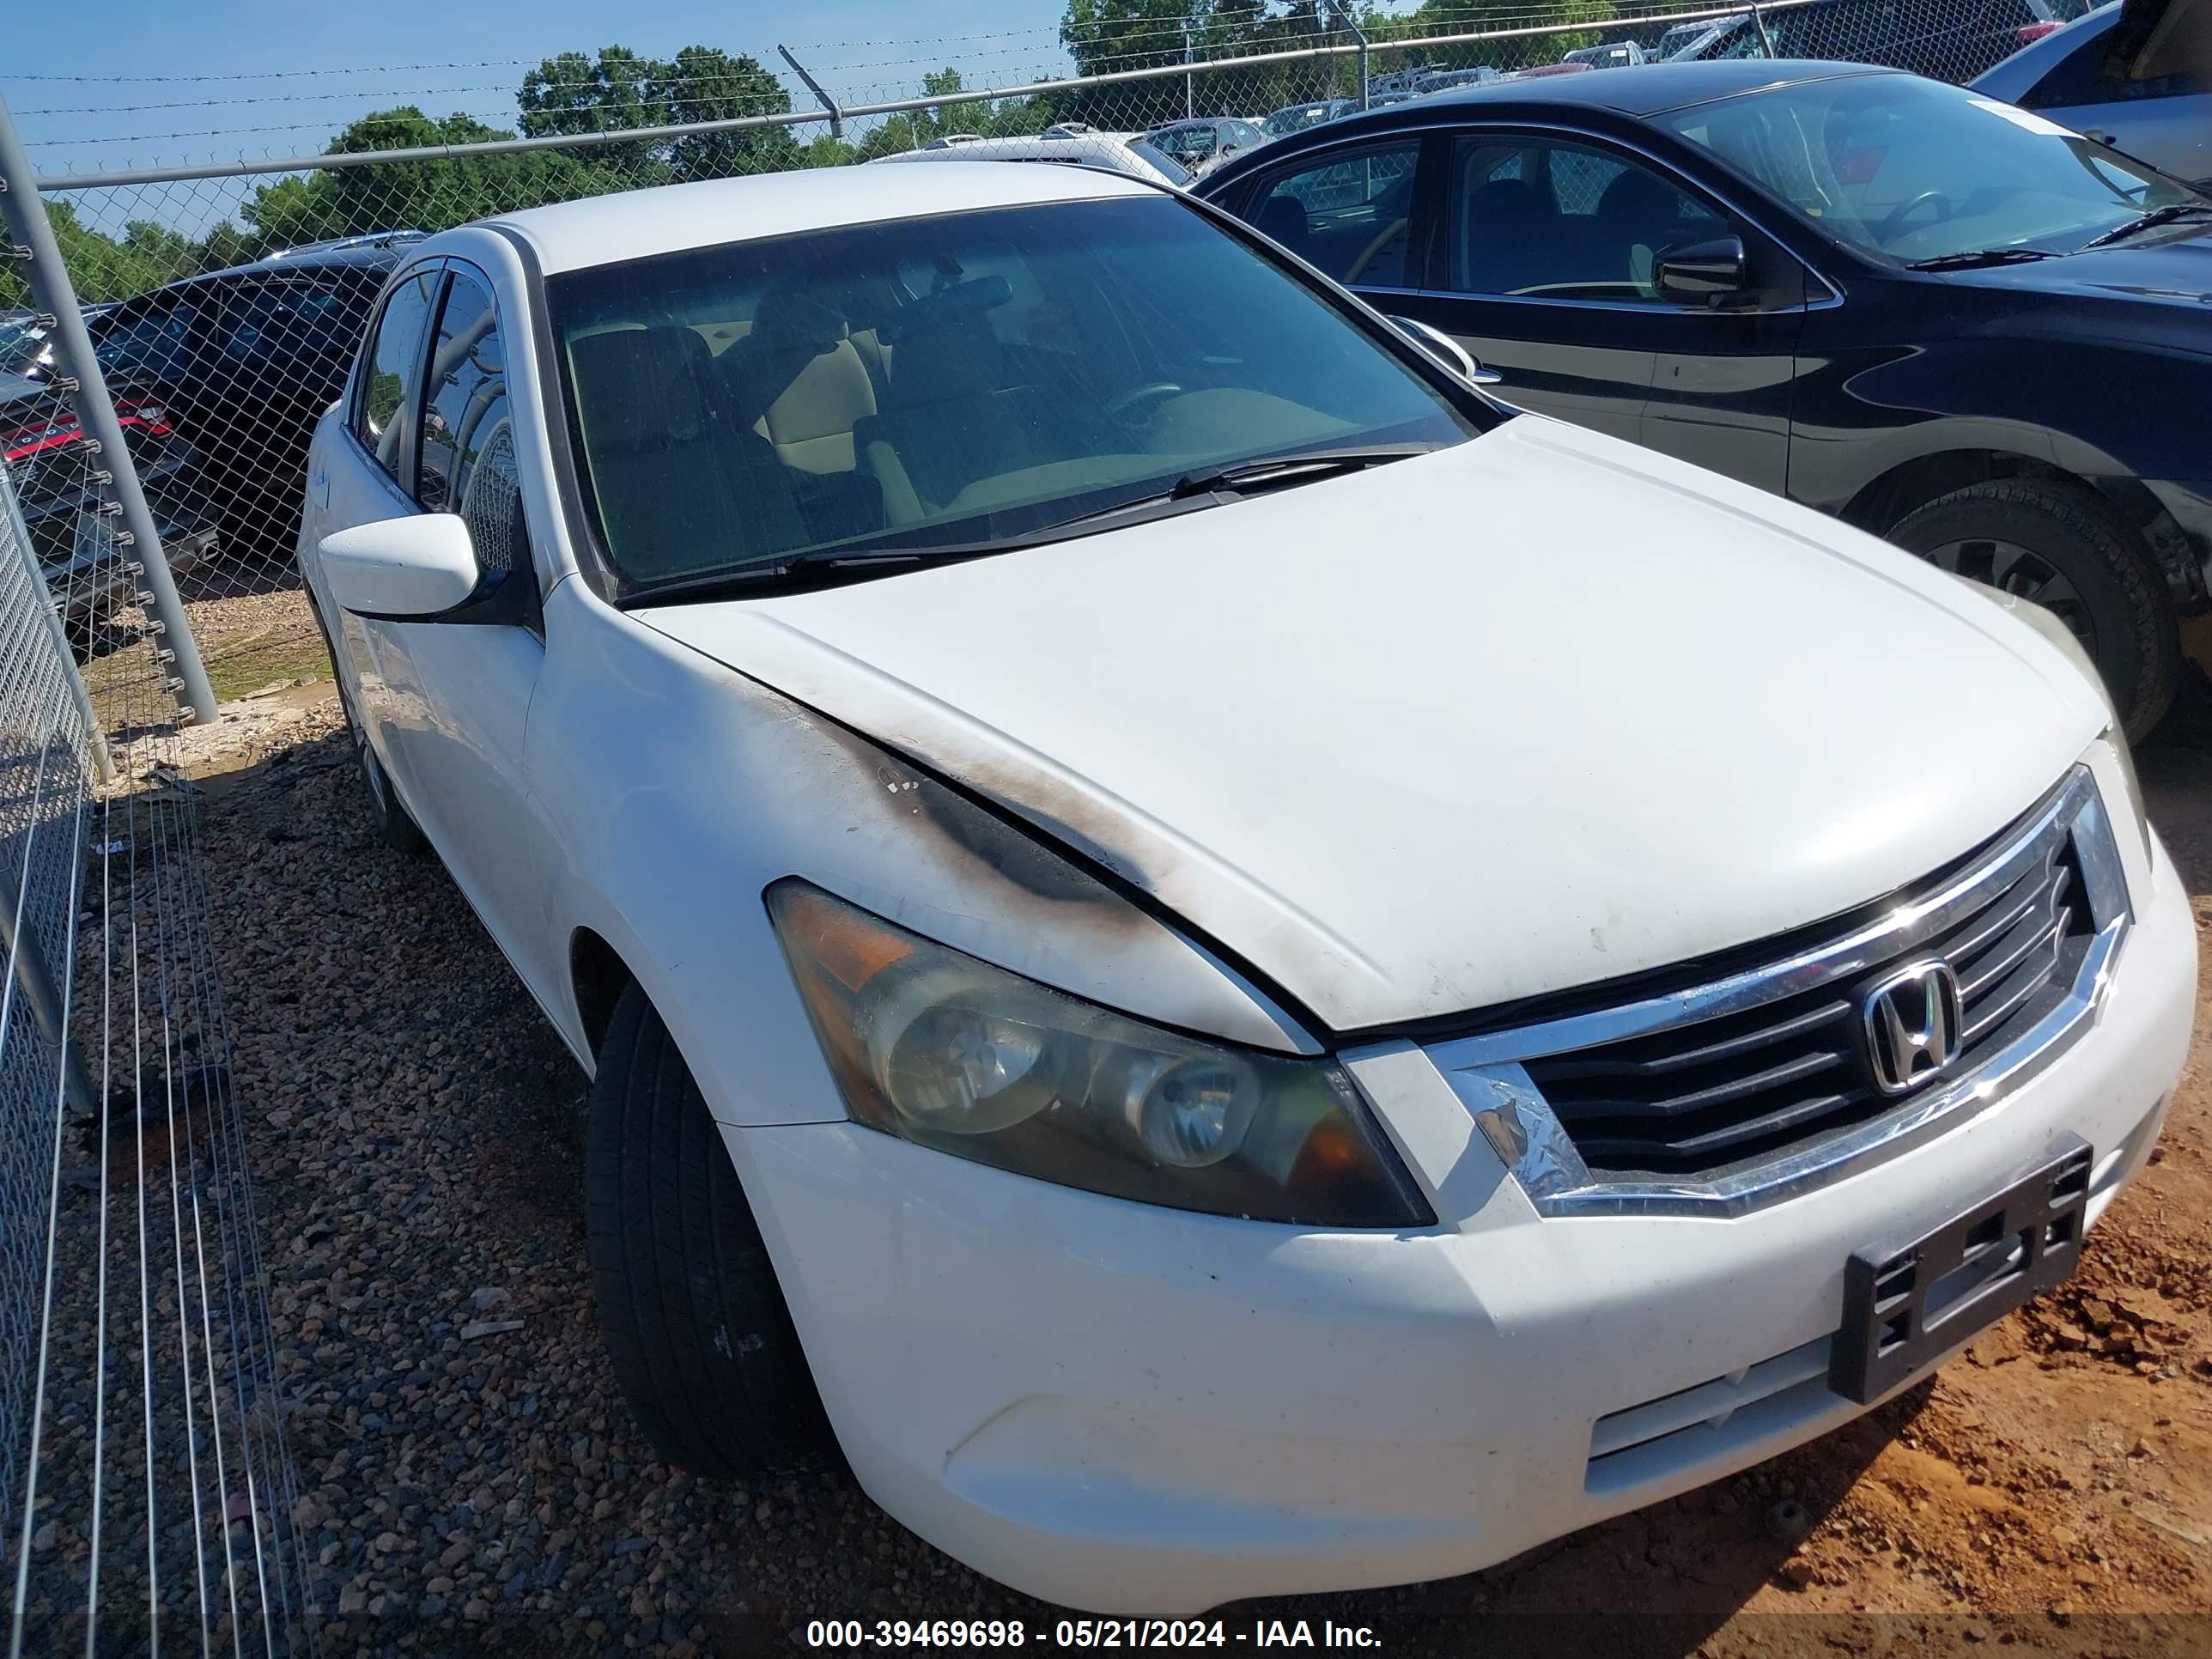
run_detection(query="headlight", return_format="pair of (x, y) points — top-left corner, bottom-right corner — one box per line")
(769, 882), (1432, 1228)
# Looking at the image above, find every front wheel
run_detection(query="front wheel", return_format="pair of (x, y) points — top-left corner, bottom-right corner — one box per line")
(585, 981), (831, 1478)
(1891, 478), (2181, 742)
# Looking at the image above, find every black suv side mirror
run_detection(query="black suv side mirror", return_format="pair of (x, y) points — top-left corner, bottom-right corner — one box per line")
(1654, 235), (1749, 307)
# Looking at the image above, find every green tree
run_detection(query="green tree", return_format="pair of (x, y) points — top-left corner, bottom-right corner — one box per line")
(241, 106), (623, 252)
(517, 45), (803, 182)
(0, 200), (197, 307)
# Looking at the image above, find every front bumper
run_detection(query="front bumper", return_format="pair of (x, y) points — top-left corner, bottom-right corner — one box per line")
(727, 835), (2197, 1616)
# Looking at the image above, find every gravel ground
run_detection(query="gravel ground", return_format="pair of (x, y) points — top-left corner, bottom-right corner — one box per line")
(154, 665), (2212, 1659)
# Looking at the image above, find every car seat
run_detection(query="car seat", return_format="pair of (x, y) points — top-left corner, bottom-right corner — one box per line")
(726, 285), (880, 477)
(1255, 193), (1314, 261)
(567, 325), (805, 581)
(853, 307), (1040, 524)
(1457, 177), (1565, 295)
(1592, 167), (1690, 295)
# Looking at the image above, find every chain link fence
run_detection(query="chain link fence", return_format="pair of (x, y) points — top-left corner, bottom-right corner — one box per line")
(2, 124), (315, 1655)
(2, 0), (2070, 684)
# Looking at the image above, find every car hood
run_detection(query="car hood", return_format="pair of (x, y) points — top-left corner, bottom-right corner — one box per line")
(1967, 232), (2212, 313)
(640, 416), (2109, 1035)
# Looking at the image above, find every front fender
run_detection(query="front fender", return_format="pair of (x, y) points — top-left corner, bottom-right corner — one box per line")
(522, 580), (1316, 1130)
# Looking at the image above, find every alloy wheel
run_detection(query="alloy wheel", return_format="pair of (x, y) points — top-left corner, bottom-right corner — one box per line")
(1923, 535), (2098, 658)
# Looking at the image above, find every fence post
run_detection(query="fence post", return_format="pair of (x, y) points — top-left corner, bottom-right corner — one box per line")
(1334, 1), (1370, 110)
(0, 94), (217, 727)
(777, 46), (844, 141)
(1184, 26), (1195, 119)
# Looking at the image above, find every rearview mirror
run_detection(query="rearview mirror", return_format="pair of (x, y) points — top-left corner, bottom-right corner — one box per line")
(1654, 236), (1749, 307)
(1387, 315), (1504, 386)
(319, 513), (481, 619)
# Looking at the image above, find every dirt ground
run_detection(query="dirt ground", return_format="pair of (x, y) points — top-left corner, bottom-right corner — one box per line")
(161, 647), (2212, 1659)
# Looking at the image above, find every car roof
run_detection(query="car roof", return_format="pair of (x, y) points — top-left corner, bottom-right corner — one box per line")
(488, 161), (1158, 276)
(1412, 58), (1895, 118)
(172, 238), (415, 291)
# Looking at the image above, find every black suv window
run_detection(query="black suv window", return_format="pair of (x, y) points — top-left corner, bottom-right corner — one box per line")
(352, 270), (440, 483)
(94, 295), (198, 381)
(219, 278), (361, 368)
(416, 269), (525, 574)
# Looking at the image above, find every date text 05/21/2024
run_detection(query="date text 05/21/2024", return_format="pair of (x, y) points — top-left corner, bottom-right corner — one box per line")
(804, 1619), (1386, 1649)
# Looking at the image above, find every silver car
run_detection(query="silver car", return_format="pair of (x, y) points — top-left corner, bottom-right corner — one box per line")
(1973, 0), (2211, 186)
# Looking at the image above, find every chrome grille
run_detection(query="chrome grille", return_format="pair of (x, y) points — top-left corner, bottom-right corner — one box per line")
(1524, 836), (2091, 1177)
(1427, 766), (2133, 1218)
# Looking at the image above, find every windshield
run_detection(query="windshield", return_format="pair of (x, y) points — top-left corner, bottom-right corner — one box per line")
(1662, 73), (2203, 264)
(550, 194), (1480, 596)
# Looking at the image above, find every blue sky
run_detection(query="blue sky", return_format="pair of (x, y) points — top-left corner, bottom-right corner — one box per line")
(5, 0), (1084, 177)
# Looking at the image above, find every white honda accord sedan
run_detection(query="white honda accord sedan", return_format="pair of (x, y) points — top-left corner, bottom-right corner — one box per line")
(296, 161), (2196, 1615)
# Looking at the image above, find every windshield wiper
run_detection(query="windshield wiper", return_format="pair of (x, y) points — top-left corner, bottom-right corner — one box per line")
(2079, 201), (2212, 251)
(623, 493), (1217, 607)
(623, 444), (1444, 607)
(1165, 442), (1441, 500)
(1904, 246), (2060, 271)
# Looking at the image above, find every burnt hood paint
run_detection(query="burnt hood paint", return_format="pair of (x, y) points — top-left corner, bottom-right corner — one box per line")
(641, 417), (2109, 1035)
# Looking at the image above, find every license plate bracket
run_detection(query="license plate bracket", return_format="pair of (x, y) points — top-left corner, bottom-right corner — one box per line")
(1830, 1135), (2093, 1405)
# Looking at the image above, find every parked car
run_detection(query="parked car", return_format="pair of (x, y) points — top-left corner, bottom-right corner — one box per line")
(1563, 40), (1651, 69)
(3, 304), (216, 628)
(1974, 0), (2210, 185)
(874, 129), (1193, 188)
(1661, 0), (2095, 79)
(296, 161), (2191, 1615)
(1143, 115), (1273, 173)
(1265, 97), (1359, 135)
(1, 301), (116, 377)
(1413, 67), (1505, 97)
(1202, 60), (2212, 737)
(1, 234), (410, 620)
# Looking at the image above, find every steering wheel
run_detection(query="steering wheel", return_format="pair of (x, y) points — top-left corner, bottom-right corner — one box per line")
(1105, 381), (1182, 422)
(1345, 218), (1410, 283)
(1877, 191), (1954, 242)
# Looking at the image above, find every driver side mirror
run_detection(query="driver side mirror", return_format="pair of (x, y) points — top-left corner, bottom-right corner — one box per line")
(1654, 235), (1750, 307)
(319, 513), (481, 619)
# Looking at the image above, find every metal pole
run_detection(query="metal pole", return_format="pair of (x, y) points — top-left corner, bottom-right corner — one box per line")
(1748, 3), (1777, 56)
(0, 96), (216, 726)
(1184, 26), (1195, 119)
(777, 46), (844, 142)
(1336, 2), (1371, 111)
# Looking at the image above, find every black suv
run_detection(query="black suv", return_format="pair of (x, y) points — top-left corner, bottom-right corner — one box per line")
(1, 233), (419, 622)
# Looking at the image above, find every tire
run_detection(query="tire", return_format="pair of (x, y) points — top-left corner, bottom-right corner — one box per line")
(1889, 478), (2181, 742)
(309, 599), (426, 856)
(585, 981), (831, 1478)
